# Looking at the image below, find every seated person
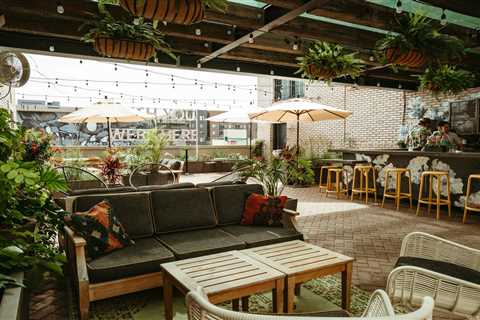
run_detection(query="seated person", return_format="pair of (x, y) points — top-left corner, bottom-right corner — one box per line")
(427, 121), (463, 149)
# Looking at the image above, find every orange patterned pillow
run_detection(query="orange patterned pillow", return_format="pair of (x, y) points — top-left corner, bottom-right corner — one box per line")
(241, 193), (288, 227)
(65, 200), (134, 259)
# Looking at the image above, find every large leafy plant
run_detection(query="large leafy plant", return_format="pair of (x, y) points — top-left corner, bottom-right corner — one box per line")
(376, 13), (465, 65)
(297, 41), (365, 82)
(82, 13), (175, 59)
(130, 129), (170, 164)
(0, 109), (68, 289)
(418, 65), (475, 96)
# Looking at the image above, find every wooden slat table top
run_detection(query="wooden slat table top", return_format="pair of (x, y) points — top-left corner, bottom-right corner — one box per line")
(243, 240), (354, 276)
(161, 250), (284, 295)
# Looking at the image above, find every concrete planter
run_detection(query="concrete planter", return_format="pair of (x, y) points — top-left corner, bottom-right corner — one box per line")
(186, 161), (236, 173)
(0, 272), (28, 320)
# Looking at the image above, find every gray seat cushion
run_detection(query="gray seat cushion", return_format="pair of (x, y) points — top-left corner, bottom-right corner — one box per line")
(69, 186), (136, 196)
(151, 188), (217, 234)
(156, 228), (246, 259)
(196, 181), (245, 188)
(72, 192), (154, 239)
(135, 182), (194, 192)
(87, 238), (174, 283)
(211, 184), (264, 225)
(221, 225), (303, 247)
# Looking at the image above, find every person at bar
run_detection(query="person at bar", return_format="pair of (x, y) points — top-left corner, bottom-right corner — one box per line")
(429, 121), (464, 149)
(406, 118), (432, 151)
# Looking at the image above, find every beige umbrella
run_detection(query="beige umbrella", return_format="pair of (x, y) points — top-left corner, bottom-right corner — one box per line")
(249, 98), (352, 157)
(59, 101), (154, 147)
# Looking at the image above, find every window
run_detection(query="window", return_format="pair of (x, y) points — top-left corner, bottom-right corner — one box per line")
(274, 79), (305, 101)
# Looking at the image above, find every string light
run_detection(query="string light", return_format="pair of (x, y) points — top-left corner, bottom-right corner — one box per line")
(292, 41), (299, 51)
(248, 34), (254, 44)
(56, 2), (65, 14)
(195, 28), (202, 36)
(396, 0), (402, 14)
(49, 45), (55, 52)
(440, 9), (447, 26)
(114, 63), (118, 71)
(115, 81), (119, 87)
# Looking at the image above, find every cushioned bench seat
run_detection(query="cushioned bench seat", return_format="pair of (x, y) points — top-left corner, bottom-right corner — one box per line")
(87, 238), (174, 283)
(395, 256), (480, 285)
(156, 228), (246, 260)
(221, 225), (303, 247)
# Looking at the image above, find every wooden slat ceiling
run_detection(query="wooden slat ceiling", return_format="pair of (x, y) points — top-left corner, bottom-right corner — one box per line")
(0, 0), (479, 90)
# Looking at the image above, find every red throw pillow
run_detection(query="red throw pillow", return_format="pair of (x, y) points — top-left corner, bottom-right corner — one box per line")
(241, 193), (288, 227)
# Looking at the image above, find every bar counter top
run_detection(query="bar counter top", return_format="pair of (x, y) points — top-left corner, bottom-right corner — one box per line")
(330, 149), (480, 159)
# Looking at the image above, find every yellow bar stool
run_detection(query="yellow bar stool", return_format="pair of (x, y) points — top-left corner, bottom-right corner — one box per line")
(351, 165), (377, 204)
(416, 171), (452, 220)
(319, 165), (340, 193)
(463, 174), (480, 223)
(381, 168), (413, 210)
(326, 167), (348, 199)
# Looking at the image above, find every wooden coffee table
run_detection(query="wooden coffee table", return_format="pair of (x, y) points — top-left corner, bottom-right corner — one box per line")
(243, 240), (354, 313)
(161, 250), (285, 320)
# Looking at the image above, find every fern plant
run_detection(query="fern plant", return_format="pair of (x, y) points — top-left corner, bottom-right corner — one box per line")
(297, 41), (365, 83)
(418, 65), (475, 96)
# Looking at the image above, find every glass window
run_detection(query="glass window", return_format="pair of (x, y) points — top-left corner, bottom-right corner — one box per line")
(274, 79), (304, 101)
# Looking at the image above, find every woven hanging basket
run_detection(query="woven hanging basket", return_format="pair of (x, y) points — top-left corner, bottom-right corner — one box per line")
(119, 0), (204, 25)
(307, 64), (337, 80)
(93, 37), (156, 61)
(386, 47), (426, 68)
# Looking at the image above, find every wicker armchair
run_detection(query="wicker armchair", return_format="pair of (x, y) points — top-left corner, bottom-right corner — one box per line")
(387, 232), (480, 317)
(186, 288), (434, 320)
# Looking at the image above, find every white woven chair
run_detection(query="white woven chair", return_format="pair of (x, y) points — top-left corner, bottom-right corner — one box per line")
(186, 288), (434, 320)
(387, 232), (480, 317)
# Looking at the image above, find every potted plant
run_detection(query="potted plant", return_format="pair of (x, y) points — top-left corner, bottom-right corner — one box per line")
(296, 41), (365, 82)
(0, 109), (68, 317)
(82, 13), (175, 61)
(114, 0), (227, 25)
(100, 148), (124, 186)
(376, 13), (465, 68)
(252, 140), (264, 160)
(418, 65), (475, 96)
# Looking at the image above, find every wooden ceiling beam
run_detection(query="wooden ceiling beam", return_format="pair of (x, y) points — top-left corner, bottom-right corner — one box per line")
(417, 0), (480, 18)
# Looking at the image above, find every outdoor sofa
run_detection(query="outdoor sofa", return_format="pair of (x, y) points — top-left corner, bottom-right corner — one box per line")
(63, 183), (301, 320)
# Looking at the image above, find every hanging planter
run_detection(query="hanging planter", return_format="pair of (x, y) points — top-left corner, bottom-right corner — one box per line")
(418, 65), (475, 96)
(297, 41), (365, 83)
(114, 0), (227, 25)
(376, 13), (465, 69)
(82, 14), (175, 62)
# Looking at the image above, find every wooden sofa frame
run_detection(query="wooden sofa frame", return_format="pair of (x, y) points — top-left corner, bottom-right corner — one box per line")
(64, 208), (302, 320)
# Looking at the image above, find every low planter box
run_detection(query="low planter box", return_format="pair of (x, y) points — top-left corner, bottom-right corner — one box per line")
(0, 272), (28, 320)
(186, 160), (238, 173)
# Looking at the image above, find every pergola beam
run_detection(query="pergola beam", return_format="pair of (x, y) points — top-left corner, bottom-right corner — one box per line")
(418, 0), (480, 18)
(198, 0), (323, 64)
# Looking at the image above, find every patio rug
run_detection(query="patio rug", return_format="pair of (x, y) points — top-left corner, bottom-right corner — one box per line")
(68, 275), (377, 320)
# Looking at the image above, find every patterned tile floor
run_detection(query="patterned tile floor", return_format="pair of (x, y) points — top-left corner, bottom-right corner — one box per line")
(29, 175), (480, 319)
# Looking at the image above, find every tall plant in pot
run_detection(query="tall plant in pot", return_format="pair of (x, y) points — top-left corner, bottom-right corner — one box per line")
(0, 109), (68, 290)
(418, 65), (476, 96)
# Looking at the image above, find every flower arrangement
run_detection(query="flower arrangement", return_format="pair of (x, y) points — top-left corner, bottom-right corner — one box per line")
(22, 129), (55, 163)
(100, 148), (124, 185)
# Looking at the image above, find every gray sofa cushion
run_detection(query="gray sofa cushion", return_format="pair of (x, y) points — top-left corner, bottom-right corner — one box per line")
(211, 184), (264, 225)
(72, 192), (154, 239)
(221, 225), (303, 247)
(196, 181), (245, 188)
(151, 188), (217, 234)
(69, 186), (136, 196)
(135, 182), (194, 192)
(156, 228), (245, 259)
(87, 238), (174, 283)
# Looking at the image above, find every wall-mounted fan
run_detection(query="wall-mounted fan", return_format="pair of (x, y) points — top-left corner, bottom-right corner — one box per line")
(0, 51), (30, 98)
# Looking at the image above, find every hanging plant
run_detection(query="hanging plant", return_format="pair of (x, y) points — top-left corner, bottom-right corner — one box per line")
(81, 13), (175, 61)
(418, 65), (475, 96)
(376, 13), (465, 68)
(296, 41), (365, 83)
(99, 0), (227, 25)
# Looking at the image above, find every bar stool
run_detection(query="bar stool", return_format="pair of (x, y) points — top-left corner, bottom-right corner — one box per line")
(416, 171), (451, 220)
(319, 165), (340, 193)
(463, 174), (480, 223)
(326, 167), (348, 199)
(381, 168), (413, 210)
(351, 165), (377, 204)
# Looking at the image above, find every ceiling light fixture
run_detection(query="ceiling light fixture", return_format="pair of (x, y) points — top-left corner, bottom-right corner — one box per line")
(396, 0), (403, 14)
(248, 34), (254, 44)
(56, 2), (65, 14)
(440, 9), (447, 26)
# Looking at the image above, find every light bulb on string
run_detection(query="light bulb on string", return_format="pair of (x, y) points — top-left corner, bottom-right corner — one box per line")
(56, 2), (65, 14)
(145, 69), (149, 77)
(214, 83), (217, 88)
(440, 9), (447, 26)
(115, 81), (119, 87)
(48, 82), (51, 88)
(248, 34), (254, 44)
(74, 86), (77, 92)
(85, 80), (88, 86)
(98, 90), (101, 96)
(55, 78), (58, 84)
(145, 82), (148, 88)
(200, 84), (203, 90)
(396, 0), (402, 14)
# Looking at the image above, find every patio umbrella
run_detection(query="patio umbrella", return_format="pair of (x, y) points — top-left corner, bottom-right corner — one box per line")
(59, 101), (154, 147)
(249, 98), (352, 157)
(207, 108), (269, 159)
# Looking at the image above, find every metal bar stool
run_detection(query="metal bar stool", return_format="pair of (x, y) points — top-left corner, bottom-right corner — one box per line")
(381, 168), (413, 210)
(351, 164), (377, 204)
(326, 167), (348, 199)
(318, 165), (340, 193)
(463, 174), (480, 223)
(416, 171), (451, 220)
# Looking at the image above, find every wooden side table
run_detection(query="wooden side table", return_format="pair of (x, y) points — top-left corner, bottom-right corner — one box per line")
(243, 240), (354, 313)
(161, 251), (285, 320)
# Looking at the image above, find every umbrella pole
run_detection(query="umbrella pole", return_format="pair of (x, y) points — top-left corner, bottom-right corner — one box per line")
(296, 113), (300, 160)
(249, 121), (252, 159)
(107, 117), (112, 148)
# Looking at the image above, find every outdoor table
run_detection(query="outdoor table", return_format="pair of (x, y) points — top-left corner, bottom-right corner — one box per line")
(243, 240), (354, 313)
(317, 158), (367, 166)
(161, 250), (285, 320)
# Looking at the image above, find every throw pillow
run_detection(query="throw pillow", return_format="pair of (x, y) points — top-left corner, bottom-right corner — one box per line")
(241, 193), (288, 227)
(65, 200), (134, 259)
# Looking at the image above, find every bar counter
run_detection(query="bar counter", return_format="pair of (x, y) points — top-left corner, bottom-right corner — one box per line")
(330, 149), (480, 208)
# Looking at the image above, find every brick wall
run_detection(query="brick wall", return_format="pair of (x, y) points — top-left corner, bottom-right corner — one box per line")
(256, 75), (480, 157)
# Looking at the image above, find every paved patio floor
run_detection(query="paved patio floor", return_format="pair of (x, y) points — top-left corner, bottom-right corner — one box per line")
(29, 174), (480, 319)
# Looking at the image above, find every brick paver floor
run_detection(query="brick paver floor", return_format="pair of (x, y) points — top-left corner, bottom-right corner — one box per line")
(29, 176), (480, 319)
